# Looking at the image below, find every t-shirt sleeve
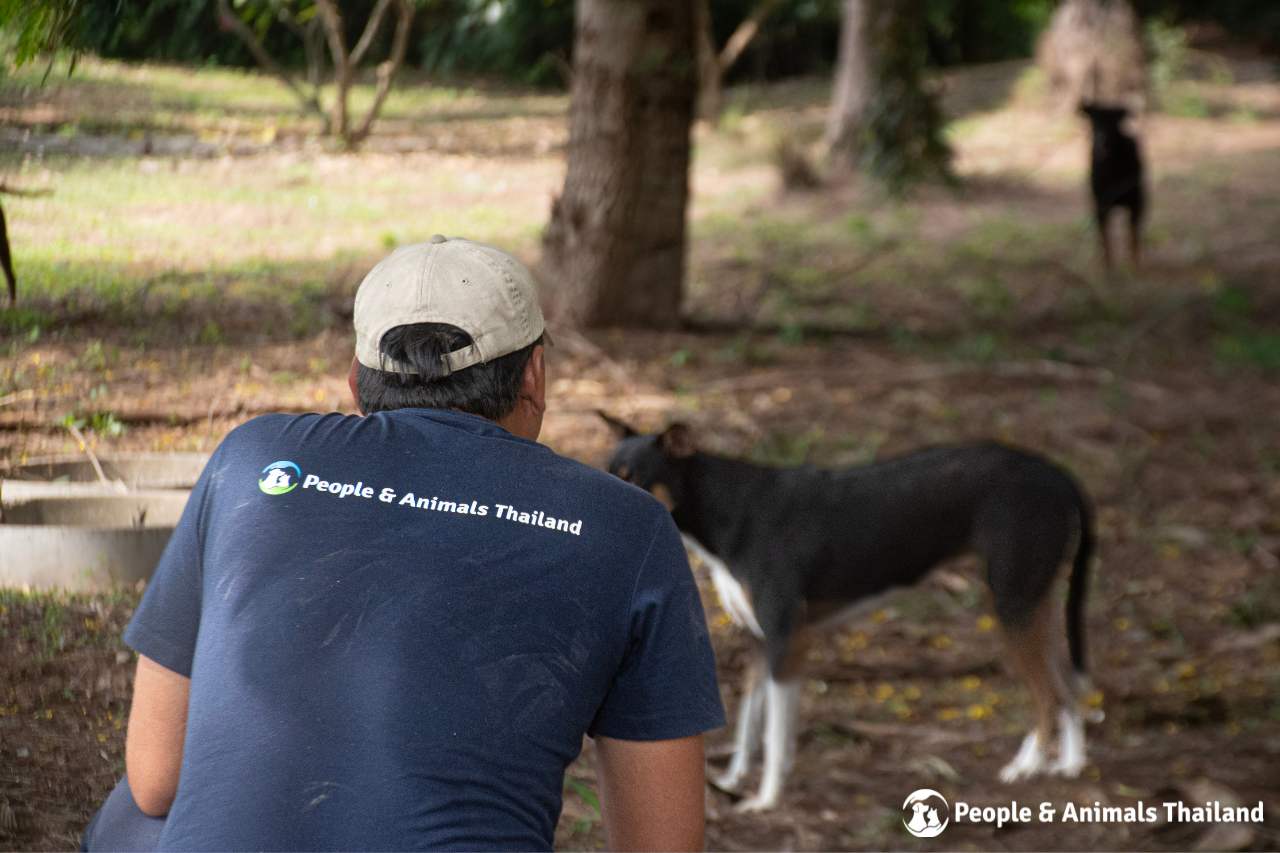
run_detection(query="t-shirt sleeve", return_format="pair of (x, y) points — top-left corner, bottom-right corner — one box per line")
(123, 447), (222, 678)
(589, 513), (726, 741)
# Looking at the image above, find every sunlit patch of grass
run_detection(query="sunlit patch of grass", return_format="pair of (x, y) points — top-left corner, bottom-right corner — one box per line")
(2, 153), (537, 274)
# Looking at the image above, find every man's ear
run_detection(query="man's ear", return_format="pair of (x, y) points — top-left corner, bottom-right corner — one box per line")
(597, 410), (638, 438)
(348, 357), (365, 415)
(521, 345), (546, 411)
(659, 423), (696, 458)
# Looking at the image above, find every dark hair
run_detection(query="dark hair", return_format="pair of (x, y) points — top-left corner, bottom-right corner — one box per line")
(356, 323), (541, 421)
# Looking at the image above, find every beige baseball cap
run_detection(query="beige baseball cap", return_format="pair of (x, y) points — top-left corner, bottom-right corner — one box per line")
(353, 235), (545, 375)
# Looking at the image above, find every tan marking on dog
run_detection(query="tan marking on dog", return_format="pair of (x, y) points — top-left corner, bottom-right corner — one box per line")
(1002, 598), (1060, 746)
(774, 619), (820, 682)
(650, 483), (675, 511)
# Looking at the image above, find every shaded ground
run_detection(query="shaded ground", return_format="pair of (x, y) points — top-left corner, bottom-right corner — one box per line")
(2, 50), (1279, 851)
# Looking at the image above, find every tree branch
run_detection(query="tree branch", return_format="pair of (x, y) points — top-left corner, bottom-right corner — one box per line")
(350, 0), (414, 146)
(349, 0), (393, 68)
(313, 0), (350, 70)
(717, 0), (783, 74)
(215, 0), (323, 118)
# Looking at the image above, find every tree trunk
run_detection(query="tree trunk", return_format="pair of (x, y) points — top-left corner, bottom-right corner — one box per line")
(826, 0), (950, 187)
(825, 0), (871, 171)
(694, 0), (722, 121)
(542, 0), (697, 329)
(315, 0), (352, 140)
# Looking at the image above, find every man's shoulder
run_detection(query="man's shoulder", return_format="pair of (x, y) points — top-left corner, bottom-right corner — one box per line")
(203, 412), (350, 476)
(221, 411), (348, 445)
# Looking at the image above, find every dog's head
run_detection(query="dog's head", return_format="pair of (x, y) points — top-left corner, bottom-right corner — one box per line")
(599, 412), (696, 513)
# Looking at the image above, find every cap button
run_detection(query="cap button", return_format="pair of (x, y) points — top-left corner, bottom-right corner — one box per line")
(429, 234), (447, 244)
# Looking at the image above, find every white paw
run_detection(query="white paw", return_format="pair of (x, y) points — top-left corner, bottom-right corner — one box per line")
(1049, 756), (1085, 778)
(734, 794), (779, 813)
(712, 771), (744, 793)
(999, 755), (1044, 783)
(1000, 732), (1046, 783)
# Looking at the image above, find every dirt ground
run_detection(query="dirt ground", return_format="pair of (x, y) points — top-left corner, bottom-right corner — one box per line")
(2, 46), (1279, 852)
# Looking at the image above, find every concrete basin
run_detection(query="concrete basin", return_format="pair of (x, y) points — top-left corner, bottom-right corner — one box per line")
(0, 492), (189, 591)
(3, 452), (209, 490)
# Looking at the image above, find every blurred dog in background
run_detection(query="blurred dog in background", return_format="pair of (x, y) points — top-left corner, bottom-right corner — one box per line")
(1081, 102), (1147, 270)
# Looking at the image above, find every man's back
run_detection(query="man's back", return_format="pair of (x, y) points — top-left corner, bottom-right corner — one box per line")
(128, 407), (722, 850)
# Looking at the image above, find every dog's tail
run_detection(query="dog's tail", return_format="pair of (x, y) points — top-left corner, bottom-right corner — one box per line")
(1066, 485), (1095, 675)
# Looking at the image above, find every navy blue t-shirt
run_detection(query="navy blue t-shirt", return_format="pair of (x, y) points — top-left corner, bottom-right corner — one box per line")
(125, 408), (724, 851)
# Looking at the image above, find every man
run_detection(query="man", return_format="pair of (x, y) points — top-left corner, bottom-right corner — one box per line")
(84, 236), (724, 851)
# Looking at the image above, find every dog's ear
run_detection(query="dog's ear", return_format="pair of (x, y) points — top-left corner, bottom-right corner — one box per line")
(659, 423), (696, 458)
(597, 410), (638, 438)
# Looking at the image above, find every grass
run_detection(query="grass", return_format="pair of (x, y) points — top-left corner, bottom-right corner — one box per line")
(3, 49), (1280, 853)
(3, 57), (560, 340)
(6, 53), (568, 135)
(3, 155), (538, 270)
(1, 175), (538, 344)
(3, 51), (1278, 361)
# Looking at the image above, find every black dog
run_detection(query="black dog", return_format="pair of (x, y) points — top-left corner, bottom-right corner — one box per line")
(1080, 102), (1146, 270)
(603, 415), (1097, 811)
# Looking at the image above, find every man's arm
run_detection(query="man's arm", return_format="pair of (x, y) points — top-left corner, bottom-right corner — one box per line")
(595, 734), (706, 852)
(124, 654), (191, 817)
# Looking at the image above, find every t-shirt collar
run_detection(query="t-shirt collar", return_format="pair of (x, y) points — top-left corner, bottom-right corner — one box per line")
(388, 407), (540, 446)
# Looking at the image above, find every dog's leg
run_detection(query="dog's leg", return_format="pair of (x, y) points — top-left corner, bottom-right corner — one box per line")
(1096, 208), (1114, 272)
(1046, 634), (1090, 777)
(1128, 204), (1142, 268)
(735, 677), (799, 813)
(714, 657), (766, 792)
(998, 599), (1058, 783)
(1000, 729), (1046, 784)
